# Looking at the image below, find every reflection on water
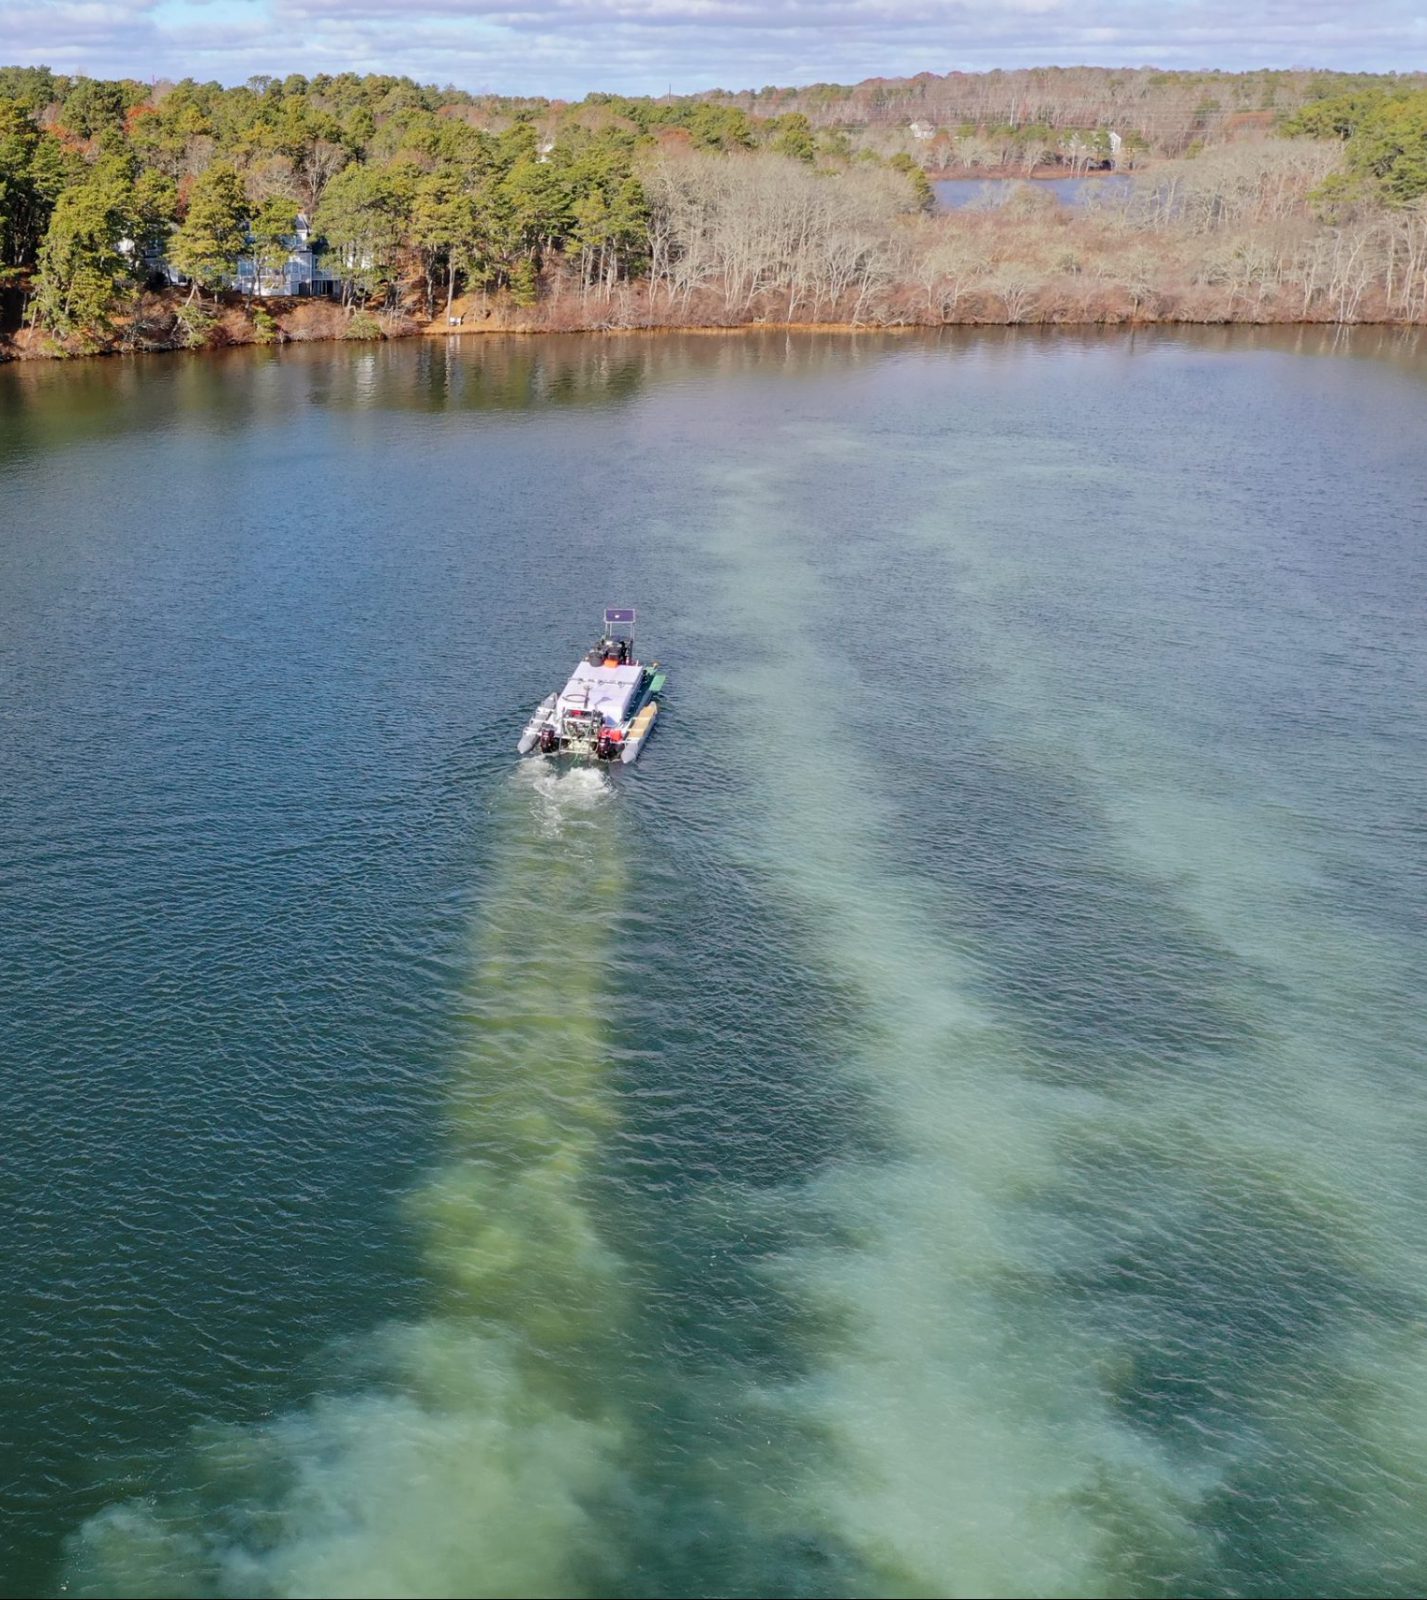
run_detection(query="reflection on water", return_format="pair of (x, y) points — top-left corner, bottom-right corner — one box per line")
(5, 322), (1426, 443)
(2, 328), (1425, 1598)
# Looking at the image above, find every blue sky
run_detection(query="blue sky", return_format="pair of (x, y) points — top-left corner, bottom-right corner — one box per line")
(2, 0), (1424, 96)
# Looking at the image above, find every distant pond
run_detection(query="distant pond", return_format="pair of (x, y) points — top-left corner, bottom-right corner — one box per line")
(934, 174), (1133, 210)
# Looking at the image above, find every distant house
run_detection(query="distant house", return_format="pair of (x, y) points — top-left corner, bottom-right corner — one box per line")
(908, 120), (936, 141)
(116, 213), (344, 296)
(233, 213), (343, 298)
(117, 234), (175, 285)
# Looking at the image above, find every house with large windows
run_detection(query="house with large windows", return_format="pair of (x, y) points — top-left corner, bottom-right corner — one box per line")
(120, 212), (345, 297)
(233, 213), (343, 297)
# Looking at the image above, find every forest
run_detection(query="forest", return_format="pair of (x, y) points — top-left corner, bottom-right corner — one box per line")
(2, 63), (1427, 357)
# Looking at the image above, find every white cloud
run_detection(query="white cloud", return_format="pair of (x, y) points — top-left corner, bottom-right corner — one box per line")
(3, 0), (1425, 95)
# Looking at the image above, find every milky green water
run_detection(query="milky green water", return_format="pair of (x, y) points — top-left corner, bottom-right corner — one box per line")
(2, 329), (1425, 1598)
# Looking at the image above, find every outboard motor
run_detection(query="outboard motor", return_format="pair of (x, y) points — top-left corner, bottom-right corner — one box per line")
(538, 726), (558, 754)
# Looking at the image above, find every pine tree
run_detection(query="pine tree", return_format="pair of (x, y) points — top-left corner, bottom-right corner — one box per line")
(249, 195), (296, 294)
(31, 155), (135, 339)
(888, 153), (935, 212)
(411, 167), (479, 315)
(169, 162), (247, 298)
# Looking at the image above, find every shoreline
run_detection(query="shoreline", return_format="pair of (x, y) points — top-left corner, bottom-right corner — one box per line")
(4, 308), (1424, 367)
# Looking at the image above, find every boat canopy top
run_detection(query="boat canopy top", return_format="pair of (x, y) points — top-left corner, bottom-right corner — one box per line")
(558, 661), (643, 726)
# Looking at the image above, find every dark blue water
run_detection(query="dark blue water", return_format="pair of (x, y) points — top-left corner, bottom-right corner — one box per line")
(3, 329), (1425, 1597)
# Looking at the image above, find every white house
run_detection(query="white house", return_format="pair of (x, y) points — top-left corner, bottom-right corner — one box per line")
(908, 120), (936, 141)
(233, 213), (342, 297)
(117, 233), (176, 282)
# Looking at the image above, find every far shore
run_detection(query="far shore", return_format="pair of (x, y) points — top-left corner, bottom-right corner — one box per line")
(4, 302), (1422, 367)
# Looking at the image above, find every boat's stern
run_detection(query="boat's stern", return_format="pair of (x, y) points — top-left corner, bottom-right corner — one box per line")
(517, 608), (661, 763)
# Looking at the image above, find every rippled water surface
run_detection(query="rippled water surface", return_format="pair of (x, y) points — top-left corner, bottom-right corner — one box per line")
(3, 328), (1426, 1599)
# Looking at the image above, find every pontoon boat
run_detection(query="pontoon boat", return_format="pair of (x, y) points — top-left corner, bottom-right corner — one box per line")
(517, 608), (664, 764)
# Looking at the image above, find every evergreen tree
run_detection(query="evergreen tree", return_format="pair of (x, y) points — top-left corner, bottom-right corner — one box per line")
(31, 154), (136, 337)
(1351, 94), (1427, 203)
(500, 155), (570, 258)
(770, 114), (816, 164)
(411, 167), (479, 315)
(888, 152), (935, 211)
(129, 169), (177, 260)
(1288, 88), (1427, 205)
(169, 162), (247, 298)
(508, 254), (538, 307)
(0, 100), (43, 288)
(248, 194), (296, 293)
(314, 161), (413, 304)
(571, 187), (610, 293)
(60, 77), (136, 140)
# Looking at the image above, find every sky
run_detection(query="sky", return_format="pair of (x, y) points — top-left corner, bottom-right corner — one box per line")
(1, 0), (1424, 98)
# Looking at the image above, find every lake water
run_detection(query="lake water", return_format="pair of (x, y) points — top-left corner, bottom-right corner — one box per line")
(934, 175), (1132, 210)
(3, 328), (1426, 1599)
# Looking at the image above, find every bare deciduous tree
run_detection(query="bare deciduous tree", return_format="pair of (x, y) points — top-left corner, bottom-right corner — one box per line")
(297, 140), (348, 215)
(644, 151), (913, 322)
(988, 266), (1039, 322)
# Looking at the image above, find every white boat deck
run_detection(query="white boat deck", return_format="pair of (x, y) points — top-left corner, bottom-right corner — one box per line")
(557, 661), (642, 726)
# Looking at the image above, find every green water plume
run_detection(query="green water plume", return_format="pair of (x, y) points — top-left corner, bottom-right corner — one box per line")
(68, 764), (629, 1599)
(1003, 698), (1427, 1595)
(678, 467), (1210, 1598)
(877, 436), (1427, 1594)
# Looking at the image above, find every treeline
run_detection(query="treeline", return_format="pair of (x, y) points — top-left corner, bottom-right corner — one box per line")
(897, 142), (1427, 327)
(705, 66), (1427, 159)
(0, 65), (890, 348)
(633, 133), (1427, 331)
(1284, 86), (1427, 206)
(2, 64), (1427, 357)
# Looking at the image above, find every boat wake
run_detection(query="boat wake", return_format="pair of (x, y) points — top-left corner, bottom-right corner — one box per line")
(68, 771), (631, 1599)
(514, 759), (614, 839)
(666, 464), (1211, 1597)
